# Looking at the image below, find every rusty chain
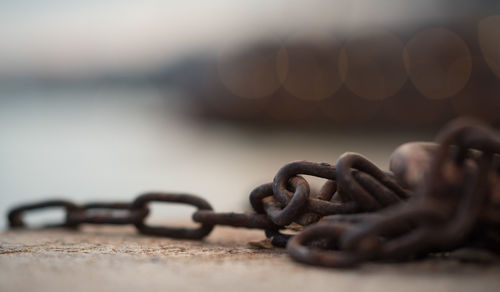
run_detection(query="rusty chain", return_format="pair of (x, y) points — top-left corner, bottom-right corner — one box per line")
(6, 118), (500, 268)
(288, 118), (500, 267)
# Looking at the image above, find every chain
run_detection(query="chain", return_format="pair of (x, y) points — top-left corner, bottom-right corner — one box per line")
(6, 118), (500, 268)
(287, 118), (500, 267)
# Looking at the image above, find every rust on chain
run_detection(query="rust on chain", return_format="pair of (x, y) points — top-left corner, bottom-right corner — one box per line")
(8, 200), (80, 228)
(192, 210), (276, 229)
(287, 222), (366, 268)
(335, 153), (410, 211)
(248, 154), (412, 247)
(131, 193), (215, 240)
(5, 117), (500, 269)
(288, 118), (500, 268)
(262, 176), (310, 226)
(67, 202), (150, 225)
(272, 161), (336, 207)
(343, 120), (499, 257)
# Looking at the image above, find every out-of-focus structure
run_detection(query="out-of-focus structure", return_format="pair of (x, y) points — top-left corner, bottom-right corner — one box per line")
(1, 0), (499, 128)
(163, 1), (500, 127)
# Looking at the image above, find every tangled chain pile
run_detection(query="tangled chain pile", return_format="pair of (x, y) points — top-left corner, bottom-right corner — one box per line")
(7, 118), (500, 268)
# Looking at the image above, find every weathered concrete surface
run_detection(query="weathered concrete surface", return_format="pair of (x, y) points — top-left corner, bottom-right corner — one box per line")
(1, 226), (499, 292)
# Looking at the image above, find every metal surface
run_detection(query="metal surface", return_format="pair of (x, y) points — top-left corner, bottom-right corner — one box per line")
(67, 202), (149, 225)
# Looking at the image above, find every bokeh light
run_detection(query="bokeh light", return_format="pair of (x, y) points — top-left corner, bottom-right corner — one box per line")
(217, 43), (286, 99)
(281, 40), (343, 101)
(451, 57), (500, 123)
(341, 30), (407, 101)
(478, 15), (500, 79)
(404, 28), (472, 99)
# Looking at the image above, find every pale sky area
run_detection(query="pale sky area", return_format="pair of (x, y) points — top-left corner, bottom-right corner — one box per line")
(0, 0), (449, 78)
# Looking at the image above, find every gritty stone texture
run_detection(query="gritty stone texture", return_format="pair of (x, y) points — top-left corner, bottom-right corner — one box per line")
(1, 225), (500, 292)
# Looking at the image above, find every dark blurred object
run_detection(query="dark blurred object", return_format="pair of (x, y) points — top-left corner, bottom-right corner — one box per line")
(158, 2), (500, 128)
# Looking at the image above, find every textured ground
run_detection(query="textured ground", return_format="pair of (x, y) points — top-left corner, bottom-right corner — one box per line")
(1, 226), (500, 292)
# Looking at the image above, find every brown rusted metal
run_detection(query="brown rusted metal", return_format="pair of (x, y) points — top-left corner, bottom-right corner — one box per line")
(247, 156), (408, 247)
(131, 192), (215, 240)
(272, 161), (336, 207)
(192, 210), (276, 229)
(8, 200), (80, 228)
(263, 176), (310, 226)
(67, 202), (149, 225)
(287, 222), (365, 268)
(389, 142), (438, 190)
(335, 153), (410, 211)
(288, 118), (500, 268)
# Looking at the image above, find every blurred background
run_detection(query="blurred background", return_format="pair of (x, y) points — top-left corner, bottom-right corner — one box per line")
(1, 0), (499, 228)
